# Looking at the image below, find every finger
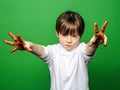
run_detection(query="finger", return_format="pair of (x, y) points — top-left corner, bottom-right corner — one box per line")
(11, 47), (18, 53)
(8, 32), (17, 41)
(103, 34), (107, 47)
(17, 36), (31, 51)
(101, 21), (108, 33)
(17, 35), (25, 44)
(97, 31), (104, 39)
(94, 23), (99, 34)
(4, 40), (15, 46)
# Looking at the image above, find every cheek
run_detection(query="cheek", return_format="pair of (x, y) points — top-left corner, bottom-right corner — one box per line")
(59, 38), (65, 44)
(73, 39), (80, 44)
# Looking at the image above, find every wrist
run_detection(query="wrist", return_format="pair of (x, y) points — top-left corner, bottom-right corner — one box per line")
(24, 41), (33, 48)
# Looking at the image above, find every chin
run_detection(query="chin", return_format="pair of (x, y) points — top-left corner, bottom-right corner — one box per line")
(65, 48), (74, 51)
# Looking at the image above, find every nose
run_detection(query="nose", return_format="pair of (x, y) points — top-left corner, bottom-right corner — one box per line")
(66, 36), (72, 43)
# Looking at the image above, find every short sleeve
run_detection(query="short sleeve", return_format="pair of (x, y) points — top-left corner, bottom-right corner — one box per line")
(39, 45), (54, 66)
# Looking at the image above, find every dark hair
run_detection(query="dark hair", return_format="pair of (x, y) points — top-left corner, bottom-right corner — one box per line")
(56, 11), (85, 36)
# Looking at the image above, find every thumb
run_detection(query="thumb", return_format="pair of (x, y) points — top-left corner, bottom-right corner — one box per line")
(24, 41), (33, 52)
(103, 34), (108, 47)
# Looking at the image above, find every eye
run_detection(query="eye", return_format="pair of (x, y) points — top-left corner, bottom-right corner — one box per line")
(61, 34), (68, 37)
(73, 36), (77, 37)
(62, 35), (67, 36)
(60, 34), (68, 38)
(72, 35), (78, 37)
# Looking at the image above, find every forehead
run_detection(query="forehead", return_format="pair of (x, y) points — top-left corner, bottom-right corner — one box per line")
(58, 22), (80, 36)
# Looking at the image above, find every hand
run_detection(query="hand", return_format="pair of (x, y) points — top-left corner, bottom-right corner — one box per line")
(4, 32), (32, 53)
(88, 21), (108, 47)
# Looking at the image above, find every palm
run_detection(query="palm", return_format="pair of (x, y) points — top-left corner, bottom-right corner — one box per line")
(88, 21), (108, 46)
(4, 32), (32, 52)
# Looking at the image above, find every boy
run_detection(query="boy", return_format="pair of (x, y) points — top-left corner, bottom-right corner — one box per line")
(4, 11), (108, 90)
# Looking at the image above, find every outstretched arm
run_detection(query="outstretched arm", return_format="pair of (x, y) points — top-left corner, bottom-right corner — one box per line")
(86, 21), (108, 55)
(4, 32), (46, 57)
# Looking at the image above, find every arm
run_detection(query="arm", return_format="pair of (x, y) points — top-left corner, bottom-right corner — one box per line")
(4, 32), (45, 57)
(25, 41), (46, 57)
(86, 21), (108, 56)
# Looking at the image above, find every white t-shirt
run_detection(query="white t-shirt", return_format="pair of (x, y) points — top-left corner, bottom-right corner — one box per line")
(40, 43), (93, 90)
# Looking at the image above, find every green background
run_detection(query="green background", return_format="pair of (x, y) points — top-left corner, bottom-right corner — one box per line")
(0, 0), (119, 90)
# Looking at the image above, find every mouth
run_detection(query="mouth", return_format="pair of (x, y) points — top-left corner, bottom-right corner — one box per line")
(65, 44), (72, 47)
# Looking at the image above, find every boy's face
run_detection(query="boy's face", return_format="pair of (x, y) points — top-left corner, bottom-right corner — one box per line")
(57, 32), (81, 51)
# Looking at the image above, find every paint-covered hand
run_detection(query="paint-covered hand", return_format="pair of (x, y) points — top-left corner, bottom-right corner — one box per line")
(4, 32), (32, 53)
(88, 21), (108, 47)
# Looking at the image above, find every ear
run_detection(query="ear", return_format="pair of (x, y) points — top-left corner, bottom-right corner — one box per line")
(56, 31), (59, 37)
